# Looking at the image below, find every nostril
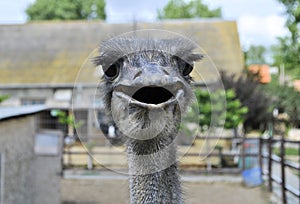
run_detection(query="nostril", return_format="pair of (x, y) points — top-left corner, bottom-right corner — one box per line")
(132, 86), (174, 104)
(133, 70), (142, 80)
(162, 68), (170, 76)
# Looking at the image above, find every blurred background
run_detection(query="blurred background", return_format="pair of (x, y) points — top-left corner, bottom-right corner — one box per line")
(0, 0), (299, 204)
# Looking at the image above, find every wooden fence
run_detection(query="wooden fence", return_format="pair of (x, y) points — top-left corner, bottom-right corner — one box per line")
(259, 137), (300, 204)
(63, 135), (300, 203)
(63, 136), (259, 173)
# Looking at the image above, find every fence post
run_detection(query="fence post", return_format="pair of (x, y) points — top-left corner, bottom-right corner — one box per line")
(205, 137), (212, 173)
(67, 145), (72, 167)
(267, 136), (273, 192)
(258, 137), (263, 172)
(241, 136), (246, 171)
(61, 136), (65, 176)
(280, 137), (287, 204)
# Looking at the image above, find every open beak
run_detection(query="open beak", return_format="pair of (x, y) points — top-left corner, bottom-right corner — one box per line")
(113, 86), (184, 110)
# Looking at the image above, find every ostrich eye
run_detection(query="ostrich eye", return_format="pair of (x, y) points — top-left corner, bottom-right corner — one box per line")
(173, 56), (194, 77)
(182, 63), (193, 76)
(105, 64), (118, 78)
(104, 60), (121, 80)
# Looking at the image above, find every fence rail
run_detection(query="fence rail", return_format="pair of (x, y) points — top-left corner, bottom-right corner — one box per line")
(260, 137), (300, 204)
(63, 135), (258, 173)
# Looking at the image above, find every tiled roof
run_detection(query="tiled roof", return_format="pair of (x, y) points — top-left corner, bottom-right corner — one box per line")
(0, 20), (243, 84)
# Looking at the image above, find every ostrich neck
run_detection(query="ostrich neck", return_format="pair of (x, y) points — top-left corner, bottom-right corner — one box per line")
(126, 136), (183, 204)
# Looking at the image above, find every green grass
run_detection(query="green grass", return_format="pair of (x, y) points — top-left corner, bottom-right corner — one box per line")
(273, 147), (299, 156)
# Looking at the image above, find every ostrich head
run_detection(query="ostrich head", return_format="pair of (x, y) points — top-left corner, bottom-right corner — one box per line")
(95, 36), (202, 150)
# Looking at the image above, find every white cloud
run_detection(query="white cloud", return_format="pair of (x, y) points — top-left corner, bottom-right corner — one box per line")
(204, 0), (287, 47)
(238, 14), (288, 47)
(205, 0), (285, 18)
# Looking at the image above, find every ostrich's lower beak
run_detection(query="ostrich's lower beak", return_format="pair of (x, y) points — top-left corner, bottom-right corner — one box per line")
(113, 87), (184, 110)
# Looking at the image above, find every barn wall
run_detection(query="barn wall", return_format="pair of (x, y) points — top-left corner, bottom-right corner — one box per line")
(0, 115), (36, 204)
(0, 114), (62, 204)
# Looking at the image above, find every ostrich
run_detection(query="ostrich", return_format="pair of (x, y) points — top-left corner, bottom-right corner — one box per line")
(95, 34), (202, 203)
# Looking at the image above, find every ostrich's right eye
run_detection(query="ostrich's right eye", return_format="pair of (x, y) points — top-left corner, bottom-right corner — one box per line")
(104, 61), (121, 80)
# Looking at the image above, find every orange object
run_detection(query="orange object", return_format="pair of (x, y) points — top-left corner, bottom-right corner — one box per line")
(248, 64), (271, 84)
(294, 80), (300, 91)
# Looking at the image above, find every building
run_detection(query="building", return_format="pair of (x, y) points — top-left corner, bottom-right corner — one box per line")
(0, 106), (63, 204)
(0, 20), (244, 141)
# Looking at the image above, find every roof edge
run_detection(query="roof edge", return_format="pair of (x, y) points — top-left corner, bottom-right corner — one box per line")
(0, 105), (48, 121)
(0, 83), (98, 89)
(0, 18), (235, 26)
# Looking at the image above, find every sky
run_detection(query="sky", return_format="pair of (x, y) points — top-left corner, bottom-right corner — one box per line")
(0, 0), (288, 48)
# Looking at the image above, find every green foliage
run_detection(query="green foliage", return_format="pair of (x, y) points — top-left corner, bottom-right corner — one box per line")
(220, 71), (273, 132)
(0, 95), (9, 103)
(26, 0), (106, 21)
(273, 0), (300, 78)
(276, 0), (300, 40)
(51, 110), (83, 128)
(272, 37), (300, 78)
(273, 147), (299, 156)
(264, 75), (300, 127)
(157, 0), (222, 19)
(183, 88), (247, 132)
(244, 45), (267, 66)
(224, 89), (248, 129)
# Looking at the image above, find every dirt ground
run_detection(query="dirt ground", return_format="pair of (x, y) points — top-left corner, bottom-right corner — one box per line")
(61, 177), (270, 204)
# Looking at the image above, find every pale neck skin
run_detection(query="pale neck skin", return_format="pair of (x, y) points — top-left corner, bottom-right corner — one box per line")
(126, 137), (183, 204)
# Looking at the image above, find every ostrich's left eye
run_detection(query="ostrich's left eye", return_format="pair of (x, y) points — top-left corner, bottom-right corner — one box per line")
(173, 56), (194, 77)
(104, 60), (122, 80)
(182, 63), (193, 76)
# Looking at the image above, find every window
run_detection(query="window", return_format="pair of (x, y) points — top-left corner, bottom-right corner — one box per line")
(37, 111), (68, 134)
(53, 89), (72, 101)
(21, 98), (45, 106)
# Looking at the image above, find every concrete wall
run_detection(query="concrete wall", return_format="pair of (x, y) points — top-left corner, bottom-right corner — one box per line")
(0, 115), (62, 204)
(0, 115), (36, 204)
(31, 129), (63, 204)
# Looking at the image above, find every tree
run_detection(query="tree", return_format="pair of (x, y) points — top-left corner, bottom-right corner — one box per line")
(273, 0), (300, 78)
(220, 71), (273, 132)
(264, 75), (300, 128)
(26, 0), (106, 21)
(182, 88), (247, 135)
(157, 0), (222, 19)
(277, 0), (300, 43)
(244, 45), (267, 66)
(224, 89), (248, 130)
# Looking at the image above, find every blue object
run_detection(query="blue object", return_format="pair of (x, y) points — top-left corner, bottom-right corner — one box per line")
(242, 167), (263, 187)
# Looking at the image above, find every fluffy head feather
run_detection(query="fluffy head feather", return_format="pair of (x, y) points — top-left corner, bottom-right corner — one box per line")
(94, 37), (203, 70)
